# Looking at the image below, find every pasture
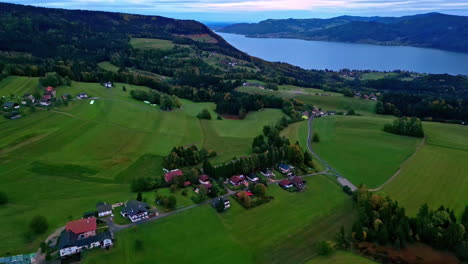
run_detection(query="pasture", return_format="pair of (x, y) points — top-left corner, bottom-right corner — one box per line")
(382, 122), (468, 217)
(0, 77), (287, 255)
(311, 116), (421, 188)
(97, 61), (120, 73)
(83, 176), (356, 264)
(130, 38), (175, 50)
(0, 76), (40, 97)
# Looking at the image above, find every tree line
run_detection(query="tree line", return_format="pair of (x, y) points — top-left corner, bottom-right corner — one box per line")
(383, 117), (424, 138)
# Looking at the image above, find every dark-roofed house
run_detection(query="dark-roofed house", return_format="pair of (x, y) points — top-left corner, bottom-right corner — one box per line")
(164, 169), (183, 183)
(59, 229), (113, 258)
(96, 202), (112, 217)
(120, 200), (150, 222)
(199, 174), (210, 185)
(229, 175), (245, 186)
(291, 176), (305, 188)
(246, 173), (259, 182)
(77, 93), (88, 99)
(278, 164), (294, 175)
(3, 102), (19, 110)
(260, 169), (275, 178)
(279, 179), (293, 189)
(211, 197), (230, 211)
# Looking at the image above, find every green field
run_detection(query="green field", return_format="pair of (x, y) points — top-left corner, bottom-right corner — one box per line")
(97, 61), (120, 73)
(382, 122), (468, 217)
(83, 176), (356, 264)
(130, 38), (175, 50)
(311, 116), (421, 188)
(0, 77), (285, 255)
(305, 251), (377, 264)
(0, 76), (40, 97)
(361, 72), (398, 80)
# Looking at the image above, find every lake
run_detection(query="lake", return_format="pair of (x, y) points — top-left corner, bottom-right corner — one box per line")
(217, 32), (468, 75)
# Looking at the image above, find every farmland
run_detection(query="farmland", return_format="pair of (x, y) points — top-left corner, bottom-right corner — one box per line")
(83, 176), (356, 264)
(382, 122), (468, 217)
(311, 116), (421, 188)
(129, 38), (176, 50)
(0, 76), (284, 255)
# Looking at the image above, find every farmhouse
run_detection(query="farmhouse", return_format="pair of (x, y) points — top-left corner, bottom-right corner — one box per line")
(103, 81), (112, 88)
(3, 102), (19, 110)
(66, 218), (97, 239)
(164, 169), (183, 183)
(211, 197), (230, 211)
(278, 164), (294, 175)
(260, 169), (275, 178)
(44, 86), (56, 97)
(291, 176), (305, 188)
(59, 229), (113, 258)
(229, 175), (246, 186)
(246, 173), (259, 182)
(39, 99), (51, 106)
(96, 202), (113, 217)
(279, 179), (293, 189)
(77, 93), (88, 99)
(237, 191), (254, 197)
(199, 174), (210, 185)
(22, 94), (35, 104)
(120, 200), (150, 222)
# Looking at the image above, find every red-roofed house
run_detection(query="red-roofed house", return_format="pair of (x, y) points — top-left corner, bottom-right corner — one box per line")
(229, 175), (245, 186)
(164, 169), (183, 183)
(237, 191), (253, 197)
(66, 218), (97, 239)
(199, 175), (210, 185)
(291, 176), (305, 187)
(44, 86), (56, 97)
(279, 179), (293, 189)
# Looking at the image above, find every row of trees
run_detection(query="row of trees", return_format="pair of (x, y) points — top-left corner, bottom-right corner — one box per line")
(349, 188), (468, 261)
(163, 145), (217, 170)
(383, 117), (424, 138)
(129, 89), (181, 110)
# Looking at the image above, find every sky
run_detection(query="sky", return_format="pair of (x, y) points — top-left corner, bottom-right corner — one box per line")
(3, 0), (468, 23)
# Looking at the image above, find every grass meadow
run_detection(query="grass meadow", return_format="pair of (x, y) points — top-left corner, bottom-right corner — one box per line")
(0, 77), (284, 255)
(129, 38), (175, 50)
(97, 61), (120, 73)
(311, 116), (421, 188)
(382, 122), (468, 217)
(83, 176), (356, 264)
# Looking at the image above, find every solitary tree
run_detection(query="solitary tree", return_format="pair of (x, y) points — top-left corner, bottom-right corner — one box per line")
(0, 191), (8, 205)
(312, 133), (320, 143)
(29, 215), (48, 234)
(253, 183), (267, 197)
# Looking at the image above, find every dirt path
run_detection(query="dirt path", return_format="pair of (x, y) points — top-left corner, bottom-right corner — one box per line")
(369, 137), (426, 192)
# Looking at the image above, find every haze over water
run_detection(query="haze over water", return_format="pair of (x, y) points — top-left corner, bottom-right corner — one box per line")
(218, 32), (468, 75)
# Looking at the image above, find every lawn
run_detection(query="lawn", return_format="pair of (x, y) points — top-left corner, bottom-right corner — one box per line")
(130, 38), (175, 50)
(382, 122), (468, 217)
(0, 77), (290, 255)
(0, 76), (40, 97)
(311, 116), (421, 188)
(83, 175), (355, 264)
(361, 72), (398, 80)
(97, 61), (120, 73)
(305, 251), (377, 264)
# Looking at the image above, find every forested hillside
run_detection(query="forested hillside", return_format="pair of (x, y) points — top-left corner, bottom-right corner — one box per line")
(219, 13), (468, 53)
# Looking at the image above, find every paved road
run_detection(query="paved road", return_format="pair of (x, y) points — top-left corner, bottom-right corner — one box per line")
(306, 117), (358, 191)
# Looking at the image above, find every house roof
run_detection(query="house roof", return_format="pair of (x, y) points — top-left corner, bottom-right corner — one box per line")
(59, 230), (112, 249)
(291, 176), (305, 185)
(121, 200), (149, 217)
(184, 181), (192, 187)
(230, 175), (245, 184)
(96, 202), (112, 213)
(279, 179), (292, 187)
(279, 164), (292, 170)
(164, 169), (183, 183)
(43, 95), (51, 100)
(3, 102), (15, 107)
(201, 183), (212, 190)
(199, 174), (209, 182)
(237, 191), (253, 197)
(66, 218), (96, 234)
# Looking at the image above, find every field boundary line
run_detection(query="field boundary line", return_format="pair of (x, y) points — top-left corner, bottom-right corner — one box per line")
(369, 136), (426, 192)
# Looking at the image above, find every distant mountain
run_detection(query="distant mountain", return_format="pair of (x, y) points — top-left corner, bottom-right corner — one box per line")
(219, 13), (468, 53)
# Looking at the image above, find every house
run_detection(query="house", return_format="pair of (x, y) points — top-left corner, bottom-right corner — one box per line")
(279, 179), (293, 189)
(199, 174), (210, 185)
(96, 202), (113, 217)
(42, 94), (52, 101)
(8, 111), (21, 120)
(66, 218), (97, 239)
(196, 183), (212, 193)
(3, 102), (19, 110)
(237, 191), (253, 197)
(59, 229), (113, 258)
(103, 82), (112, 88)
(44, 86), (56, 97)
(39, 99), (51, 106)
(278, 164), (294, 175)
(0, 253), (36, 264)
(260, 169), (275, 178)
(327, 111), (336, 116)
(164, 169), (183, 183)
(120, 200), (150, 222)
(22, 94), (35, 105)
(246, 173), (259, 182)
(76, 93), (88, 99)
(229, 175), (246, 186)
(184, 181), (192, 187)
(291, 176), (306, 188)
(211, 197), (230, 211)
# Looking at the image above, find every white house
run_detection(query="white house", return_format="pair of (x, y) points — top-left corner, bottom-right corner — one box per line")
(96, 202), (113, 217)
(120, 200), (150, 222)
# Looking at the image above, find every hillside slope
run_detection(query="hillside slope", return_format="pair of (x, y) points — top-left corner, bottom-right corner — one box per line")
(219, 13), (468, 53)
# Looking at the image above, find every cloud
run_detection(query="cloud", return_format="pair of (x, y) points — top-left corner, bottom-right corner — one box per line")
(4, 0), (468, 14)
